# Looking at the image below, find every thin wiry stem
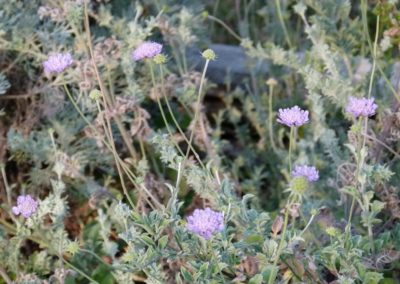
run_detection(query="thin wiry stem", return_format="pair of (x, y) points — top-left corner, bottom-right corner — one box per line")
(361, 0), (400, 102)
(268, 199), (291, 284)
(83, 2), (138, 161)
(185, 59), (210, 162)
(288, 126), (295, 173)
(63, 259), (99, 284)
(149, 62), (185, 158)
(0, 267), (12, 284)
(300, 213), (316, 236)
(268, 83), (278, 153)
(275, 0), (292, 49)
(207, 15), (242, 42)
(64, 85), (160, 209)
(345, 117), (364, 249)
(159, 64), (206, 169)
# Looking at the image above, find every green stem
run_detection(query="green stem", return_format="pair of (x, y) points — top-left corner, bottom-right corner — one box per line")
(345, 117), (364, 249)
(207, 15), (242, 42)
(84, 2), (138, 162)
(268, 84), (277, 153)
(149, 62), (185, 158)
(159, 65), (206, 169)
(288, 126), (295, 173)
(63, 259), (99, 284)
(275, 0), (292, 49)
(185, 59), (210, 162)
(361, 1), (400, 102)
(63, 84), (159, 210)
(268, 200), (290, 284)
(300, 213), (316, 236)
(94, 100), (136, 209)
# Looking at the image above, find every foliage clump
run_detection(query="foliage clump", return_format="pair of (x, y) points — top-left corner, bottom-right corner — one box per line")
(1, 0), (400, 283)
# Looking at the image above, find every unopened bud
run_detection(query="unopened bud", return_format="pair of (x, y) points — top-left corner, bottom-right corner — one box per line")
(153, 54), (167, 65)
(291, 176), (309, 195)
(89, 89), (102, 100)
(202, 49), (216, 61)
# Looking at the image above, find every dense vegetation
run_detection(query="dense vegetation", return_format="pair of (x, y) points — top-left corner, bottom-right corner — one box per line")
(1, 0), (400, 283)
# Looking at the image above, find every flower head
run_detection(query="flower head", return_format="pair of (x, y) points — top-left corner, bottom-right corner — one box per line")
(12, 195), (38, 218)
(202, 48), (216, 61)
(43, 52), (73, 74)
(132, 41), (162, 61)
(277, 106), (309, 127)
(186, 208), (224, 240)
(292, 165), (319, 182)
(345, 96), (377, 118)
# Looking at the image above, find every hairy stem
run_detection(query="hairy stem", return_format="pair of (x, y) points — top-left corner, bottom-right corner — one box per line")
(159, 65), (206, 169)
(275, 0), (292, 49)
(268, 200), (290, 284)
(288, 126), (295, 173)
(185, 59), (210, 162)
(268, 83), (278, 153)
(84, 2), (138, 161)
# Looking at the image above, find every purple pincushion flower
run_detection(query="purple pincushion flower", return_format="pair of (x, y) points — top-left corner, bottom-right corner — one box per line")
(277, 106), (309, 127)
(345, 96), (378, 118)
(43, 52), (73, 74)
(186, 208), (224, 240)
(132, 41), (162, 61)
(12, 195), (38, 218)
(292, 165), (319, 182)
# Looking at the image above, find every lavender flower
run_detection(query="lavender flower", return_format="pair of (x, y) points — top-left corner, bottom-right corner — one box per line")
(186, 208), (224, 240)
(43, 53), (73, 74)
(292, 165), (319, 182)
(12, 195), (39, 218)
(277, 106), (309, 127)
(345, 96), (378, 118)
(132, 41), (162, 61)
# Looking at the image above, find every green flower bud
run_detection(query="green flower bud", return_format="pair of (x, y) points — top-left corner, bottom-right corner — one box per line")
(202, 49), (216, 61)
(153, 54), (167, 65)
(326, 226), (339, 237)
(89, 89), (102, 100)
(65, 241), (80, 256)
(290, 176), (309, 195)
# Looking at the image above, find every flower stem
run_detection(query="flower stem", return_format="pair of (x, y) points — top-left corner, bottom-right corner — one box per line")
(184, 59), (210, 162)
(288, 126), (295, 173)
(268, 200), (290, 284)
(275, 0), (292, 49)
(158, 65), (205, 169)
(268, 83), (277, 153)
(83, 2), (138, 161)
(148, 62), (185, 158)
(300, 213), (316, 237)
(345, 117), (364, 249)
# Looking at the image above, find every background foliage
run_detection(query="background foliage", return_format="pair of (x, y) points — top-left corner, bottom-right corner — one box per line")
(1, 0), (400, 283)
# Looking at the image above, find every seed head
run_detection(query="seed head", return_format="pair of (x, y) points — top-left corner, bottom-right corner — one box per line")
(153, 54), (167, 65)
(202, 49), (216, 61)
(89, 89), (102, 100)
